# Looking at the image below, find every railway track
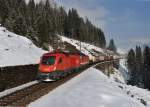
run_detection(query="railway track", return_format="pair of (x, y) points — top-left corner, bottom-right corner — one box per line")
(0, 63), (92, 106)
(0, 59), (120, 106)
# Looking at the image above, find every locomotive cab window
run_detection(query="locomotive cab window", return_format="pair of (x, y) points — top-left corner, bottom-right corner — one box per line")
(42, 56), (55, 65)
(58, 58), (62, 64)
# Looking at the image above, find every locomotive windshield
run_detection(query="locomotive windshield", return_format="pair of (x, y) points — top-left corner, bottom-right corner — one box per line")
(41, 56), (55, 65)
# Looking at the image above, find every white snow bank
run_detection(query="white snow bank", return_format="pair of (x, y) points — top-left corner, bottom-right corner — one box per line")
(0, 26), (46, 67)
(29, 67), (144, 107)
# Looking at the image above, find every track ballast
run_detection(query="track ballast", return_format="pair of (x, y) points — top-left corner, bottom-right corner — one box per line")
(0, 63), (92, 106)
(0, 59), (120, 106)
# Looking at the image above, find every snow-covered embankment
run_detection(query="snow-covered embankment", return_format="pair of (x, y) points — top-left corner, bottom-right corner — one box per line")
(29, 67), (144, 107)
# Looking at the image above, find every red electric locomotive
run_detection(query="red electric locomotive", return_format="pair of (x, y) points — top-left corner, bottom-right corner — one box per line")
(37, 50), (89, 81)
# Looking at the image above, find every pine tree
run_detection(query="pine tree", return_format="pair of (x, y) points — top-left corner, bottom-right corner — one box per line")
(85, 18), (92, 43)
(143, 46), (150, 89)
(0, 0), (9, 24)
(108, 39), (117, 52)
(13, 14), (27, 35)
(97, 29), (105, 48)
(27, 0), (36, 27)
(134, 46), (144, 87)
(78, 18), (86, 41)
(3, 9), (16, 32)
(57, 7), (67, 35)
(127, 48), (136, 85)
(37, 17), (49, 49)
(18, 0), (27, 16)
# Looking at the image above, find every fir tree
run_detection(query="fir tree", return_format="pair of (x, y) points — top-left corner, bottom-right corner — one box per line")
(135, 46), (144, 87)
(0, 0), (9, 24)
(143, 46), (150, 89)
(108, 39), (117, 52)
(127, 48), (136, 85)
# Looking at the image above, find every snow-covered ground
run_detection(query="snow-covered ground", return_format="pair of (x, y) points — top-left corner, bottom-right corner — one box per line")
(119, 59), (129, 82)
(0, 26), (46, 67)
(110, 59), (129, 84)
(59, 35), (109, 56)
(114, 82), (150, 107)
(28, 67), (146, 107)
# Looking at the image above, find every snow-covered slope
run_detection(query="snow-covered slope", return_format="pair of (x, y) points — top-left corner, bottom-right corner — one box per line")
(110, 59), (129, 83)
(114, 82), (150, 106)
(110, 68), (126, 84)
(0, 26), (46, 67)
(59, 35), (106, 56)
(28, 67), (145, 107)
(118, 59), (129, 82)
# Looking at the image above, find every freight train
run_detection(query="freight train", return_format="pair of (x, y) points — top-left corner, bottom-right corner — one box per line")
(37, 50), (119, 81)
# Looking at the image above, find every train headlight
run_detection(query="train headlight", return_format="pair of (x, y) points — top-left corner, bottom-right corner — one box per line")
(53, 67), (56, 71)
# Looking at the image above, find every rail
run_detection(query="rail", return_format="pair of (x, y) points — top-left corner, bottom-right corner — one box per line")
(0, 59), (120, 106)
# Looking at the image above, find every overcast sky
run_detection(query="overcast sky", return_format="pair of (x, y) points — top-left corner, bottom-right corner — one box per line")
(55, 0), (150, 52)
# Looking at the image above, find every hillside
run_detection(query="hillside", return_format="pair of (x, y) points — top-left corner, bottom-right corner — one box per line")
(0, 26), (115, 67)
(0, 0), (106, 50)
(0, 26), (46, 67)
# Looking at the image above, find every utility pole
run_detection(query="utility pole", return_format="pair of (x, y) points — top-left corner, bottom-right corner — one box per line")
(79, 40), (82, 66)
(80, 40), (81, 52)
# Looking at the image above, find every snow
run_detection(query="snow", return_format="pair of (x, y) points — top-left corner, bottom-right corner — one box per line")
(0, 26), (46, 67)
(117, 48), (126, 55)
(28, 67), (145, 107)
(119, 59), (129, 82)
(0, 80), (39, 98)
(59, 35), (106, 56)
(110, 68), (126, 84)
(110, 59), (129, 83)
(111, 82), (150, 107)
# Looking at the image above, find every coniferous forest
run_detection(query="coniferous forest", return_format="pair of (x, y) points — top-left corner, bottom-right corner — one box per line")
(0, 0), (106, 50)
(127, 46), (150, 90)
